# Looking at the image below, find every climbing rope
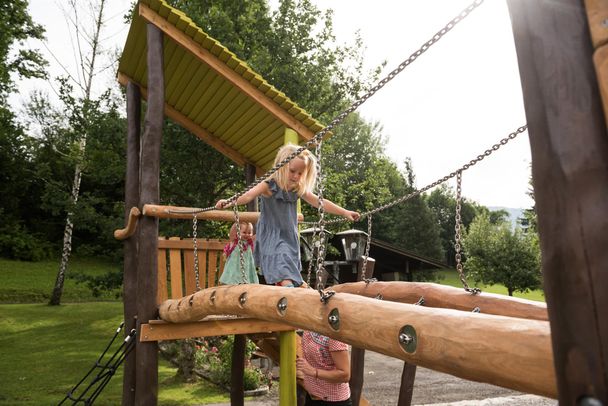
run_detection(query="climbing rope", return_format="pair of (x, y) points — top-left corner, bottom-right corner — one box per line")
(167, 0), (486, 216)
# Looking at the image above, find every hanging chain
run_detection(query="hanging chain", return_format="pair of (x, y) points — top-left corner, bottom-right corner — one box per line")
(313, 125), (527, 227)
(192, 215), (201, 291)
(313, 141), (332, 302)
(454, 171), (480, 294)
(305, 226), (320, 287)
(232, 205), (248, 284)
(361, 214), (376, 284)
(162, 0), (485, 217)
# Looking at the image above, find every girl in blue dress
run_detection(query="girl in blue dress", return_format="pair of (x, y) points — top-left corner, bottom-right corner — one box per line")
(216, 144), (360, 287)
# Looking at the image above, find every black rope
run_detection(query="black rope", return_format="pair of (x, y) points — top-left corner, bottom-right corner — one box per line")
(58, 322), (136, 405)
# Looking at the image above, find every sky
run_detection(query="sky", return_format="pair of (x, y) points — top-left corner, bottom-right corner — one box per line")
(13, 0), (533, 209)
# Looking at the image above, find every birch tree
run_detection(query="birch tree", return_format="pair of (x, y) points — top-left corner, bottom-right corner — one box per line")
(49, 0), (113, 305)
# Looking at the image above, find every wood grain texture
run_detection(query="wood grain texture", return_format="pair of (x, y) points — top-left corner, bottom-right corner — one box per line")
(508, 0), (608, 403)
(331, 281), (548, 320)
(158, 284), (556, 398)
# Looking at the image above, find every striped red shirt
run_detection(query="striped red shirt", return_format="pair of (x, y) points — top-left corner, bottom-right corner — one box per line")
(301, 331), (351, 402)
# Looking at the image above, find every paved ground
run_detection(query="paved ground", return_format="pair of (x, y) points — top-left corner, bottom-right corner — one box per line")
(204, 351), (556, 405)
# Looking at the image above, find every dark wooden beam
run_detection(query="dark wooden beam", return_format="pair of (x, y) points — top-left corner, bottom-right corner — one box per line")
(135, 23), (164, 406)
(122, 81), (141, 406)
(507, 1), (608, 403)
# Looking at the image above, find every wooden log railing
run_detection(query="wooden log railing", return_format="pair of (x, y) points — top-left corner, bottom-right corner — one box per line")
(142, 204), (304, 223)
(158, 284), (557, 398)
(331, 281), (548, 321)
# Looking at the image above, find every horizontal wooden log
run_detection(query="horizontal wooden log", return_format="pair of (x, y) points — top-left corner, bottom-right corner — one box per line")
(159, 285), (556, 398)
(140, 317), (295, 341)
(331, 281), (548, 321)
(143, 204), (304, 223)
(114, 207), (141, 240)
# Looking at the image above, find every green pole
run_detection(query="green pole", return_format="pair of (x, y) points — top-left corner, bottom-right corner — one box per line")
(279, 331), (297, 405)
(279, 127), (298, 406)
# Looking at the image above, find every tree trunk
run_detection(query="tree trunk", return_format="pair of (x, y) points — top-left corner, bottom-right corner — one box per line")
(48, 0), (107, 305)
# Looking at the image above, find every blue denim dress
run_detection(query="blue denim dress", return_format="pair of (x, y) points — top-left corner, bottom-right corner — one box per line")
(254, 179), (302, 285)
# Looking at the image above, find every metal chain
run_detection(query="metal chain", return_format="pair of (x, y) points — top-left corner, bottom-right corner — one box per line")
(454, 171), (481, 294)
(314, 141), (330, 300)
(232, 205), (248, 284)
(192, 215), (201, 291)
(315, 125), (527, 226)
(183, 0), (486, 215)
(361, 214), (376, 284)
(305, 226), (320, 287)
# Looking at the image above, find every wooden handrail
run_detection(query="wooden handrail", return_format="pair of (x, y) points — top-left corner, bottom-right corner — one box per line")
(142, 204), (304, 223)
(331, 281), (548, 321)
(158, 284), (556, 398)
(114, 207), (141, 240)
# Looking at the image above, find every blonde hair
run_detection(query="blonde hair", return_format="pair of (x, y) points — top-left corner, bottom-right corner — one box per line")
(229, 221), (253, 241)
(271, 144), (317, 195)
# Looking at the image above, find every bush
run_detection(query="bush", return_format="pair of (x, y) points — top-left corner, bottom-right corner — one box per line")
(194, 336), (266, 391)
(0, 226), (54, 261)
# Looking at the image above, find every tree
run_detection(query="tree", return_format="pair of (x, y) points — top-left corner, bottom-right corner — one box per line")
(463, 213), (541, 296)
(47, 0), (114, 305)
(0, 0), (49, 260)
(0, 0), (47, 97)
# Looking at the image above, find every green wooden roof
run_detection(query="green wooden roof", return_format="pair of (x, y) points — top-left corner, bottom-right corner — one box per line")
(117, 0), (328, 173)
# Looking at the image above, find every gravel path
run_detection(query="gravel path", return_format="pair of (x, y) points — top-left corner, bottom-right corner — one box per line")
(203, 350), (556, 405)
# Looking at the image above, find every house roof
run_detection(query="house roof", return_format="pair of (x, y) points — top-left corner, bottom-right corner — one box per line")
(117, 0), (329, 174)
(369, 238), (448, 271)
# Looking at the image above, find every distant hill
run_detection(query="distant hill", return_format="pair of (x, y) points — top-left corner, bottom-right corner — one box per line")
(488, 206), (524, 229)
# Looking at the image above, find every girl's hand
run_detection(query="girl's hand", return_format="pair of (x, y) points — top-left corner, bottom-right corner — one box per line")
(215, 199), (228, 209)
(343, 210), (360, 222)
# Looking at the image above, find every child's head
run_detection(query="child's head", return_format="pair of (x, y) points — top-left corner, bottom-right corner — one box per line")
(229, 222), (254, 241)
(272, 144), (317, 195)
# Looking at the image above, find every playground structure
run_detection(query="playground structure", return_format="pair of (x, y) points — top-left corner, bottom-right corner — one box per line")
(115, 0), (608, 405)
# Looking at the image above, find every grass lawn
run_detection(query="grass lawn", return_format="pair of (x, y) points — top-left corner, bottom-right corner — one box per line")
(0, 302), (230, 405)
(435, 269), (546, 302)
(0, 257), (122, 303)
(0, 256), (545, 404)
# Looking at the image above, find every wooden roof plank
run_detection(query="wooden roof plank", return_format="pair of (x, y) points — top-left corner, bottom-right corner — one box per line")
(138, 3), (316, 140)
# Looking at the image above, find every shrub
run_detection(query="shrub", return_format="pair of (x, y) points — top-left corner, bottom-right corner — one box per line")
(0, 226), (54, 261)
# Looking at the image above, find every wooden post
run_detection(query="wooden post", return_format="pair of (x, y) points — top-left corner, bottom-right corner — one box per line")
(350, 257), (375, 406)
(134, 23), (164, 406)
(229, 163), (258, 406)
(397, 364), (417, 406)
(122, 82), (141, 406)
(507, 1), (608, 403)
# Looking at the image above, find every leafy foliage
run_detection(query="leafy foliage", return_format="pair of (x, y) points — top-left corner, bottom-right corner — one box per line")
(0, 0), (47, 97)
(426, 184), (479, 266)
(463, 213), (541, 296)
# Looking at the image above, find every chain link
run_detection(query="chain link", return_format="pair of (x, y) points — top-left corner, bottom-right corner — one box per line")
(164, 0), (485, 217)
(361, 214), (376, 284)
(305, 226), (320, 288)
(192, 215), (201, 291)
(232, 205), (248, 284)
(315, 125), (527, 227)
(314, 141), (329, 297)
(454, 171), (481, 294)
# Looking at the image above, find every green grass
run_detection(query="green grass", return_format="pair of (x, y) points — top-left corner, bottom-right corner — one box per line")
(0, 257), (121, 303)
(435, 269), (546, 302)
(0, 302), (230, 405)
